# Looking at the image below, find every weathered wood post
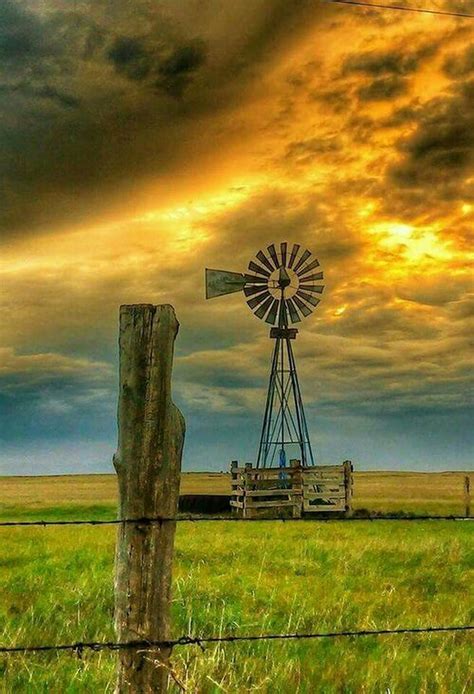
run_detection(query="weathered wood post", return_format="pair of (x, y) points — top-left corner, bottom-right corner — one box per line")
(464, 476), (471, 518)
(230, 460), (239, 516)
(343, 460), (353, 517)
(290, 459), (302, 519)
(243, 462), (253, 519)
(113, 304), (185, 693)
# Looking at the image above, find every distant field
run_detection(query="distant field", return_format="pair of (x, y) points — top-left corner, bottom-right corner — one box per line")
(0, 470), (472, 519)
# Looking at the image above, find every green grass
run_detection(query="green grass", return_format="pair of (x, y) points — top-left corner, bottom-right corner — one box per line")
(1, 516), (473, 692)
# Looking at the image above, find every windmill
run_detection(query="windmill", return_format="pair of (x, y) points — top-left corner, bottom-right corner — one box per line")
(205, 242), (324, 469)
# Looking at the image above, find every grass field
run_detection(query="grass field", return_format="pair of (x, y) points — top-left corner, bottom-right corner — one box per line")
(0, 473), (473, 692)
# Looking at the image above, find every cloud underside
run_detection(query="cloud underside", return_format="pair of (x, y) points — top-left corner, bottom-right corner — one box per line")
(0, 1), (473, 466)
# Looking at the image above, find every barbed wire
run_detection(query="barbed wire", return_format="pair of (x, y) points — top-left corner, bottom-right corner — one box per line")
(324, 0), (474, 18)
(0, 514), (471, 527)
(0, 624), (472, 657)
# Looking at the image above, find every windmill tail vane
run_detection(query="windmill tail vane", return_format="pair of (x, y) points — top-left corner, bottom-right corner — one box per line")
(205, 243), (324, 468)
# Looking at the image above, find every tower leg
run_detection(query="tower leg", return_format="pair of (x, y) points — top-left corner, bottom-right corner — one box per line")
(256, 331), (315, 468)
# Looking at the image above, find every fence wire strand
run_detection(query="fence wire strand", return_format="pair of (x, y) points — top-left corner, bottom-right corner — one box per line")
(0, 514), (471, 527)
(1, 625), (472, 657)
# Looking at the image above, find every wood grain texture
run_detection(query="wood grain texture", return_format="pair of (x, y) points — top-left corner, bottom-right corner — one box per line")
(113, 304), (185, 694)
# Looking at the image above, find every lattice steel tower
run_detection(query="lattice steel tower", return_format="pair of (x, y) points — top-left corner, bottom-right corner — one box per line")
(205, 243), (324, 468)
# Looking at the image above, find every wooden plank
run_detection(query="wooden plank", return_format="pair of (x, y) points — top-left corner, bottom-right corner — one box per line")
(305, 503), (346, 509)
(304, 492), (345, 498)
(247, 468), (300, 476)
(304, 495), (345, 501)
(244, 489), (298, 497)
(247, 483), (294, 491)
(304, 504), (345, 512)
(303, 474), (344, 481)
(245, 499), (296, 508)
(305, 500), (346, 507)
(230, 500), (244, 509)
(303, 480), (346, 491)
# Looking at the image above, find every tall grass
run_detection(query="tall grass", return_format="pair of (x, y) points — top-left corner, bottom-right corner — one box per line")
(1, 520), (473, 692)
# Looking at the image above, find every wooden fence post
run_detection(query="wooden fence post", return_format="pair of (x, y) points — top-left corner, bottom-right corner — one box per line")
(290, 459), (302, 518)
(464, 476), (471, 518)
(230, 460), (238, 516)
(243, 462), (253, 518)
(343, 460), (353, 517)
(113, 304), (185, 693)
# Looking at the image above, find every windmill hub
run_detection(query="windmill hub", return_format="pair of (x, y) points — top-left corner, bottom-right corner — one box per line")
(268, 266), (296, 297)
(205, 243), (324, 468)
(278, 265), (291, 288)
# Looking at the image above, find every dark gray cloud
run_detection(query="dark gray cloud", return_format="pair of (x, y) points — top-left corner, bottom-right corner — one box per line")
(284, 135), (343, 165)
(381, 102), (421, 128)
(0, 0), (45, 61)
(156, 41), (207, 97)
(358, 75), (407, 102)
(0, 81), (80, 108)
(0, 0), (324, 242)
(443, 44), (474, 78)
(343, 45), (436, 77)
(107, 36), (153, 81)
(106, 35), (206, 96)
(390, 80), (474, 190)
(308, 86), (350, 113)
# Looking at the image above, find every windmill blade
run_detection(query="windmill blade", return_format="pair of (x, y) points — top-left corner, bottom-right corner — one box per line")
(299, 284), (324, 294)
(244, 284), (268, 297)
(288, 243), (300, 268)
(297, 290), (320, 307)
(293, 249), (311, 273)
(293, 294), (313, 317)
(254, 295), (274, 319)
(265, 298), (280, 325)
(297, 258), (320, 277)
(205, 268), (247, 299)
(248, 260), (271, 277)
(286, 297), (301, 323)
(256, 250), (274, 273)
(247, 290), (270, 309)
(244, 274), (268, 284)
(298, 271), (324, 283)
(267, 243), (280, 269)
(280, 242), (287, 268)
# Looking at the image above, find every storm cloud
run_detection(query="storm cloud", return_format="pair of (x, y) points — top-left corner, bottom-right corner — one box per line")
(0, 1), (473, 473)
(390, 79), (474, 189)
(0, 0), (324, 241)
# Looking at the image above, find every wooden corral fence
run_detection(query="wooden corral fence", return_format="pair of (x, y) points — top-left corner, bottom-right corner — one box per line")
(230, 459), (353, 518)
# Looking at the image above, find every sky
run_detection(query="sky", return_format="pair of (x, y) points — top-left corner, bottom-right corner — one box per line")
(0, 0), (473, 475)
